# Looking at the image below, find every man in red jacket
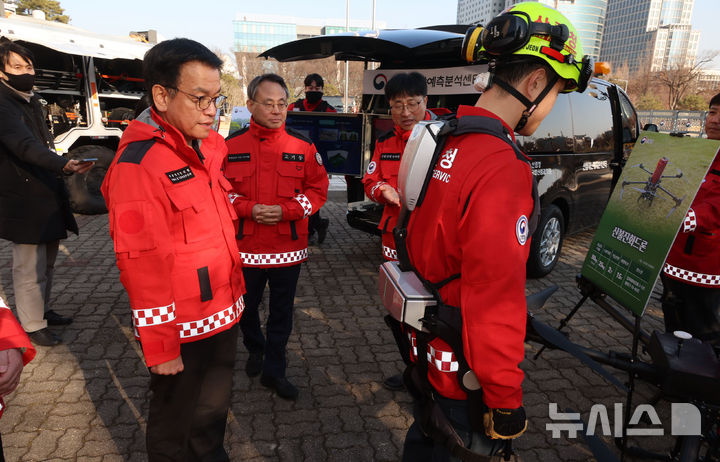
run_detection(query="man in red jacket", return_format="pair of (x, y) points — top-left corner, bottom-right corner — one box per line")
(0, 296), (35, 460)
(288, 73), (337, 113)
(362, 72), (436, 262)
(400, 4), (592, 459)
(224, 73), (328, 401)
(661, 92), (720, 343)
(102, 39), (245, 461)
(362, 72), (437, 392)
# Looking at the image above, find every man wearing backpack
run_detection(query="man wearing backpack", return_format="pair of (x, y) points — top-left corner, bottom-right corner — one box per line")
(398, 3), (593, 460)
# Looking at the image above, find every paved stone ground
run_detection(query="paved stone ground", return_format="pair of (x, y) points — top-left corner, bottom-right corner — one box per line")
(0, 193), (683, 461)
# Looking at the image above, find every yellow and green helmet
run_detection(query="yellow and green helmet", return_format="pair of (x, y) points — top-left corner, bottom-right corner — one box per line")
(462, 1), (593, 93)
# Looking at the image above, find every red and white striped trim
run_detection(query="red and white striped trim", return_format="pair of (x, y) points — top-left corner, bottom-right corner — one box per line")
(383, 245), (398, 260)
(664, 263), (720, 286)
(370, 181), (386, 200)
(240, 249), (308, 266)
(407, 332), (459, 373)
(682, 208), (696, 233)
(427, 344), (459, 372)
(133, 302), (176, 327)
(179, 297), (244, 339)
(294, 194), (312, 218)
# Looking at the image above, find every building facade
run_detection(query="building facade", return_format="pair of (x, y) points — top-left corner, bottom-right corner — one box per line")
(457, 0), (507, 25)
(233, 14), (385, 54)
(456, 0), (607, 60)
(600, 0), (700, 73)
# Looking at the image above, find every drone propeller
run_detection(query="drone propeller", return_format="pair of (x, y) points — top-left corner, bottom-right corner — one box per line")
(527, 315), (628, 393)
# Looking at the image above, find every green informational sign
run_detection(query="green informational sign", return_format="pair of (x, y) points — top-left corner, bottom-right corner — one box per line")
(581, 131), (720, 316)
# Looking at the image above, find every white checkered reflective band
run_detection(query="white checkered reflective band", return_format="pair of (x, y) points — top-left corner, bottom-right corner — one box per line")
(383, 245), (398, 260)
(370, 181), (386, 199)
(683, 208), (697, 232)
(294, 194), (313, 218)
(427, 345), (459, 372)
(664, 263), (720, 286)
(179, 297), (244, 338)
(133, 303), (176, 327)
(240, 249), (308, 266)
(228, 193), (240, 204)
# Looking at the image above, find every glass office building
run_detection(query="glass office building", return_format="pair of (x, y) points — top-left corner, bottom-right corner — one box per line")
(457, 0), (507, 25)
(232, 14), (384, 53)
(551, 0), (607, 60)
(456, 0), (607, 60)
(600, 0), (699, 73)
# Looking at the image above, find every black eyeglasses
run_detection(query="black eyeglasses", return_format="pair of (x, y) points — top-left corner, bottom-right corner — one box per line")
(168, 87), (226, 110)
(390, 99), (423, 113)
(251, 100), (288, 111)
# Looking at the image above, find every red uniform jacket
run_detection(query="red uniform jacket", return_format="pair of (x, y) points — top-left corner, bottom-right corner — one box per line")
(101, 109), (245, 367)
(0, 297), (35, 419)
(224, 119), (329, 267)
(362, 111), (435, 261)
(288, 98), (337, 112)
(406, 106), (533, 408)
(664, 154), (720, 287)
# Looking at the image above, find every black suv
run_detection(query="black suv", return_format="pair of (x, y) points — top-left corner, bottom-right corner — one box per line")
(262, 27), (640, 277)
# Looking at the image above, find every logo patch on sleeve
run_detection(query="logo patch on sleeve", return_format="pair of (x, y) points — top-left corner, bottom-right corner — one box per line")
(315, 152), (323, 165)
(165, 166), (195, 184)
(228, 153), (251, 162)
(380, 153), (401, 161)
(367, 161), (377, 174)
(282, 153), (305, 162)
(516, 215), (529, 245)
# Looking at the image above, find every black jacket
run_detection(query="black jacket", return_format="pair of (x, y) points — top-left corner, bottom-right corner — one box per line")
(0, 82), (78, 244)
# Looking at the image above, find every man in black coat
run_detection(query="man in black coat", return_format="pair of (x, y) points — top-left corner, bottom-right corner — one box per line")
(0, 41), (91, 346)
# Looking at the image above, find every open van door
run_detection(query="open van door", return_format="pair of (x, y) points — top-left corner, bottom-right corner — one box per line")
(260, 27), (639, 278)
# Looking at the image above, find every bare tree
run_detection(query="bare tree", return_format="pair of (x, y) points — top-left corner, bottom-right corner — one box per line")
(625, 52), (655, 101)
(655, 51), (719, 110)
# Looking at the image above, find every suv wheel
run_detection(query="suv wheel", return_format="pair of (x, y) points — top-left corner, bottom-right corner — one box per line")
(527, 204), (564, 278)
(65, 145), (115, 215)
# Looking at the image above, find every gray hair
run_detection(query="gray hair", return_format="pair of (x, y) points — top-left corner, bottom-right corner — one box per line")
(247, 73), (289, 101)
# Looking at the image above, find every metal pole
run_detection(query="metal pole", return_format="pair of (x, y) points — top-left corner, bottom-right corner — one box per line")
(344, 0), (350, 113)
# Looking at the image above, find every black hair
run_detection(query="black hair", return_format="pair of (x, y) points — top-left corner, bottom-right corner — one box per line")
(304, 73), (324, 88)
(247, 73), (289, 101)
(0, 40), (35, 68)
(142, 38), (222, 94)
(491, 55), (558, 93)
(710, 92), (720, 108)
(385, 72), (427, 100)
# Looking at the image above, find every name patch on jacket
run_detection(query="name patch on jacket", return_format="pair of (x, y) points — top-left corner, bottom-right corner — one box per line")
(165, 166), (195, 184)
(380, 153), (401, 161)
(228, 153), (251, 162)
(283, 153), (305, 162)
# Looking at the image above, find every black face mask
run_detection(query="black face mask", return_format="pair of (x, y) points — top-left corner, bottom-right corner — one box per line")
(3, 72), (35, 92)
(305, 91), (323, 104)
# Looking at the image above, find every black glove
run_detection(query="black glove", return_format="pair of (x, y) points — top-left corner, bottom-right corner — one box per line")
(483, 407), (527, 439)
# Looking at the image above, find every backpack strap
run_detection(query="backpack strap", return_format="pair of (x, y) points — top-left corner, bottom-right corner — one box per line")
(393, 113), (541, 385)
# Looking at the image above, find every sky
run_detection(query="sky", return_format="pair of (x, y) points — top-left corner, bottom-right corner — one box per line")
(59, 0), (720, 68)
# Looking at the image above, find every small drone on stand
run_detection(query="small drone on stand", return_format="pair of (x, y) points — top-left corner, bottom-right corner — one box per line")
(619, 156), (684, 217)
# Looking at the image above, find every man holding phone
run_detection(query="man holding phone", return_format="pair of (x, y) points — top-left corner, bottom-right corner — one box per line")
(0, 41), (92, 346)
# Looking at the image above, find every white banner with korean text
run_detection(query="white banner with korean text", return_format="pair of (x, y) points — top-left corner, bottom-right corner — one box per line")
(363, 65), (488, 95)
